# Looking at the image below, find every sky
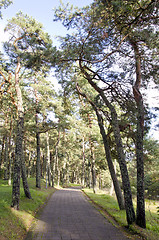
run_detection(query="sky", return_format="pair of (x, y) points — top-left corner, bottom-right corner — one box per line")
(0, 0), (93, 46)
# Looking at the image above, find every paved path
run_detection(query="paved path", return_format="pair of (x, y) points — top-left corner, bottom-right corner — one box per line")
(29, 188), (132, 240)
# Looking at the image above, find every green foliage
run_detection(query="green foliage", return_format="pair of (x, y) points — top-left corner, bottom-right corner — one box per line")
(147, 181), (159, 200)
(4, 11), (57, 71)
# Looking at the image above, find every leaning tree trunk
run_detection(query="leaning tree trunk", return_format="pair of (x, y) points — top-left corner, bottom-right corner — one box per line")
(76, 83), (125, 210)
(79, 63), (135, 224)
(131, 39), (146, 228)
(95, 109), (125, 210)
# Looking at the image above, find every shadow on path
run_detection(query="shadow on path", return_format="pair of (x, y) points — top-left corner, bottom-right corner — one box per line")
(25, 187), (132, 240)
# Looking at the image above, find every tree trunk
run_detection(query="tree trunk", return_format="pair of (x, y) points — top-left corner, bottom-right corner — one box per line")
(8, 121), (13, 186)
(51, 155), (56, 187)
(27, 151), (31, 178)
(21, 146), (32, 199)
(35, 111), (41, 188)
(11, 113), (24, 209)
(95, 109), (125, 209)
(4, 135), (9, 180)
(78, 64), (135, 224)
(110, 159), (117, 196)
(130, 39), (146, 228)
(0, 135), (5, 171)
(46, 131), (51, 189)
(11, 58), (24, 210)
(82, 136), (85, 187)
(76, 83), (125, 209)
(55, 130), (60, 187)
(88, 114), (97, 194)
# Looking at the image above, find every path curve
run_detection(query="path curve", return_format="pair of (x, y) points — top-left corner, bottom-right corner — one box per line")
(27, 187), (132, 240)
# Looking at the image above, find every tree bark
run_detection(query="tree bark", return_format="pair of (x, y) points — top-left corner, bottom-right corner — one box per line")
(3, 135), (9, 180)
(46, 131), (51, 188)
(11, 58), (24, 210)
(88, 114), (97, 194)
(82, 136), (85, 187)
(21, 146), (32, 199)
(11, 112), (23, 209)
(130, 39), (146, 228)
(8, 120), (13, 186)
(35, 111), (41, 188)
(0, 135), (5, 171)
(95, 109), (125, 210)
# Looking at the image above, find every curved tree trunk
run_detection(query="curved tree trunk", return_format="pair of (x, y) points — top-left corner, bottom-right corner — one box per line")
(78, 64), (135, 224)
(130, 39), (146, 228)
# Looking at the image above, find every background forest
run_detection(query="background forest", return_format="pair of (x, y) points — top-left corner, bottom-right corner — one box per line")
(0, 0), (159, 236)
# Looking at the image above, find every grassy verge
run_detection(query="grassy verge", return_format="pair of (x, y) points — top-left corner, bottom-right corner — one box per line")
(0, 178), (56, 240)
(83, 188), (159, 240)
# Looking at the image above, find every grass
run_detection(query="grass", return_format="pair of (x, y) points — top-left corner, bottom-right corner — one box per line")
(83, 188), (159, 240)
(0, 178), (56, 240)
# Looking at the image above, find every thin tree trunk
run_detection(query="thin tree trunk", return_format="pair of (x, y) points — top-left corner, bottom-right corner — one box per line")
(8, 119), (13, 186)
(55, 130), (60, 187)
(8, 152), (12, 186)
(4, 135), (9, 180)
(52, 155), (56, 187)
(88, 113), (97, 193)
(27, 151), (31, 178)
(35, 111), (41, 188)
(21, 147), (32, 199)
(110, 159), (117, 196)
(46, 131), (51, 189)
(82, 136), (85, 187)
(0, 135), (5, 171)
